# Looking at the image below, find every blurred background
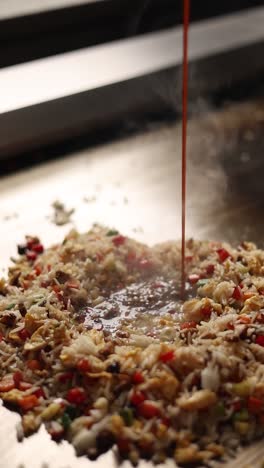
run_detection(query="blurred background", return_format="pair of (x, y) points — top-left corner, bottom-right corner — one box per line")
(1, 0), (264, 249)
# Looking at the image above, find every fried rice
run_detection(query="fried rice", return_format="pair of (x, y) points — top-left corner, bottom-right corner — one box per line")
(1, 225), (264, 465)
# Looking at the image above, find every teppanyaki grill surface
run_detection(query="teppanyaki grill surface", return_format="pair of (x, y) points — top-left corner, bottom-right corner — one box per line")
(1, 99), (264, 467)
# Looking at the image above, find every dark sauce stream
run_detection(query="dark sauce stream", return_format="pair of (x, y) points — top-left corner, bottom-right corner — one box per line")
(80, 1), (191, 339)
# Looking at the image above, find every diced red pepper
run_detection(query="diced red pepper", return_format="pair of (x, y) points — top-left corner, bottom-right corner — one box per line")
(188, 274), (200, 285)
(132, 371), (144, 384)
(112, 235), (126, 247)
(138, 401), (161, 419)
(232, 286), (242, 301)
(206, 264), (215, 275)
(32, 243), (44, 254)
(26, 359), (41, 371)
(77, 358), (90, 372)
(217, 248), (230, 263)
(18, 328), (30, 341)
(34, 388), (45, 399)
(26, 237), (38, 250)
(180, 321), (197, 330)
(19, 394), (39, 411)
(159, 350), (175, 363)
(13, 371), (24, 388)
(26, 250), (37, 262)
(161, 417), (171, 427)
(200, 305), (212, 318)
(0, 379), (15, 392)
(117, 438), (130, 454)
(256, 335), (264, 347)
(130, 390), (146, 406)
(66, 387), (86, 405)
(58, 372), (73, 383)
(248, 396), (263, 413)
(19, 381), (32, 391)
(232, 400), (242, 412)
(227, 322), (234, 330)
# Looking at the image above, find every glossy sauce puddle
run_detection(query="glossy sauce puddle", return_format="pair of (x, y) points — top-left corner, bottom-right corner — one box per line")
(80, 278), (195, 340)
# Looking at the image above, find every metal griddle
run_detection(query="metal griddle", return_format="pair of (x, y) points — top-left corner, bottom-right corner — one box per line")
(1, 98), (264, 468)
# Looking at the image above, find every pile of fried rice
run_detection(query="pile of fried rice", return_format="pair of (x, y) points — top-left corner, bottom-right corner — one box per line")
(1, 225), (264, 466)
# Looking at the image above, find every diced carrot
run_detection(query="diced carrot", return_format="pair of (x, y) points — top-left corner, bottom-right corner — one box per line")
(238, 315), (251, 324)
(27, 359), (41, 371)
(243, 291), (256, 300)
(0, 379), (15, 392)
(34, 265), (42, 276)
(180, 321), (197, 330)
(19, 395), (39, 411)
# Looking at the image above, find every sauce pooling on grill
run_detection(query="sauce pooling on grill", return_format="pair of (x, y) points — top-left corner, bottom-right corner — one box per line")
(80, 278), (194, 339)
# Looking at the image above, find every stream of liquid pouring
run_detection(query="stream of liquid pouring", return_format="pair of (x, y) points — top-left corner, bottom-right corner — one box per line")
(181, 0), (190, 298)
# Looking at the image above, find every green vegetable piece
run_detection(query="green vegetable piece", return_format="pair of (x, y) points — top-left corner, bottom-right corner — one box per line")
(61, 412), (71, 430)
(106, 230), (119, 236)
(197, 279), (208, 287)
(6, 303), (15, 310)
(120, 407), (134, 426)
(65, 405), (78, 419)
(215, 402), (225, 417)
(233, 408), (249, 422)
